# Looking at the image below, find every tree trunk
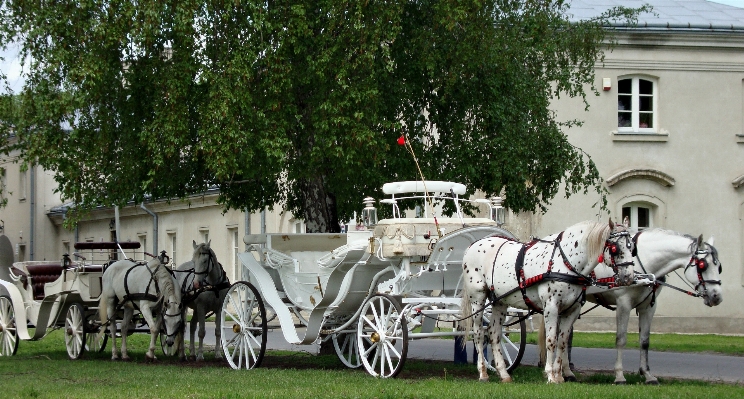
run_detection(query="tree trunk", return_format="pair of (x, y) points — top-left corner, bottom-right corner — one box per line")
(300, 176), (341, 233)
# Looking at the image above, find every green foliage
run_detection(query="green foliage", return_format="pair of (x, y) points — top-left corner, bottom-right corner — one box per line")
(0, 0), (648, 228)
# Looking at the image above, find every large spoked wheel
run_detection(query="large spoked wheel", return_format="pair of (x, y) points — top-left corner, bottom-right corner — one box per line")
(0, 295), (19, 356)
(484, 311), (527, 373)
(84, 312), (107, 353)
(356, 293), (408, 378)
(220, 281), (267, 370)
(65, 303), (86, 360)
(332, 330), (362, 368)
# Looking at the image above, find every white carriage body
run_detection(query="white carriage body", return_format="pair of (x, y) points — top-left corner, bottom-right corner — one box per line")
(238, 181), (519, 347)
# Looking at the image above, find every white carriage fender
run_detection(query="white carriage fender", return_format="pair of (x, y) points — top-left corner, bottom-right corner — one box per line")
(0, 279), (32, 340)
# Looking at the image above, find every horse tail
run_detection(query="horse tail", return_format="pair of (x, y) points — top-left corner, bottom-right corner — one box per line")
(99, 292), (109, 327)
(538, 317), (547, 367)
(459, 282), (474, 349)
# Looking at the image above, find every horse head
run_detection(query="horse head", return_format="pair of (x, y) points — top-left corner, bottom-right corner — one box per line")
(191, 240), (218, 289)
(154, 258), (183, 347)
(599, 218), (635, 286)
(684, 235), (723, 307)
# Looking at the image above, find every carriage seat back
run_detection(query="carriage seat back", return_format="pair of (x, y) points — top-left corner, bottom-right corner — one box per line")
(24, 263), (64, 300)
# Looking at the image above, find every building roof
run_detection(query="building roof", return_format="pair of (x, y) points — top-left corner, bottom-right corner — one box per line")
(569, 0), (744, 32)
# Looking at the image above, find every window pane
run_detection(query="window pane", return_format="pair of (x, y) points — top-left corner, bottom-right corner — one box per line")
(618, 95), (632, 111)
(637, 207), (650, 228)
(639, 96), (653, 111)
(618, 112), (631, 127)
(639, 112), (653, 128)
(618, 79), (631, 94)
(639, 79), (653, 95)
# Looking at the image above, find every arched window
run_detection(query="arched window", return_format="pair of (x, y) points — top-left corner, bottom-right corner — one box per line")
(622, 203), (652, 230)
(618, 76), (657, 133)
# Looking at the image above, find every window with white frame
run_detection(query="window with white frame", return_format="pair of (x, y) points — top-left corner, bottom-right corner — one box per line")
(622, 203), (653, 231)
(617, 77), (657, 133)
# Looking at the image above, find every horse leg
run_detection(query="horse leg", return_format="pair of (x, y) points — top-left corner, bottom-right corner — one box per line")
(543, 304), (561, 383)
(466, 293), (490, 382)
(140, 305), (158, 361)
(120, 308), (132, 361)
(613, 297), (632, 384)
(189, 308), (198, 360)
(557, 306), (580, 382)
(177, 309), (187, 361)
(197, 304), (207, 361)
(214, 297), (223, 360)
(638, 301), (660, 385)
(486, 303), (512, 382)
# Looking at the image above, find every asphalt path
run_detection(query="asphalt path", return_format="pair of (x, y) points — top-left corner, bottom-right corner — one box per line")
(193, 323), (744, 383)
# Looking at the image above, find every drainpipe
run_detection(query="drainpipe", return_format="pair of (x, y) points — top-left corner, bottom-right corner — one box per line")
(140, 202), (158, 255)
(244, 209), (251, 250)
(29, 166), (35, 261)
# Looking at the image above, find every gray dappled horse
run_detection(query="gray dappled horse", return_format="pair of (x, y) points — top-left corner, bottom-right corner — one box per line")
(100, 256), (182, 361)
(460, 220), (635, 383)
(175, 241), (230, 360)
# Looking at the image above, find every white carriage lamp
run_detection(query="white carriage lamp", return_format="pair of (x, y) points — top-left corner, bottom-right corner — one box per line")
(490, 196), (505, 226)
(362, 196), (378, 228)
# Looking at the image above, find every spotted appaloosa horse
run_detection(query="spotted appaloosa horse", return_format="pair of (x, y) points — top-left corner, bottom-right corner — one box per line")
(555, 230), (723, 384)
(460, 219), (635, 383)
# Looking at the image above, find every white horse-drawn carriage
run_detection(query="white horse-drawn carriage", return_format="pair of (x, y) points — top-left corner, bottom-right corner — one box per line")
(220, 181), (529, 377)
(0, 237), (180, 361)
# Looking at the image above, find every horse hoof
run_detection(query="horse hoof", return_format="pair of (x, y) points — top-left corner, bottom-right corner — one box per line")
(614, 381), (627, 385)
(645, 380), (660, 386)
(479, 377), (489, 383)
(564, 375), (577, 382)
(502, 377), (513, 383)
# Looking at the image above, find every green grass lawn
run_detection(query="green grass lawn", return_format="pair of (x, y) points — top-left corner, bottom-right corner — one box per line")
(1, 330), (742, 399)
(524, 332), (744, 356)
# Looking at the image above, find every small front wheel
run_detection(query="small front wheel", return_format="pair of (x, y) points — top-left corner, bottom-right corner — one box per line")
(220, 282), (267, 370)
(0, 295), (19, 356)
(65, 303), (86, 359)
(356, 293), (408, 378)
(84, 312), (107, 353)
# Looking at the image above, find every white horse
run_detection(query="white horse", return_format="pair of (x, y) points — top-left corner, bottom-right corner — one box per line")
(175, 241), (230, 361)
(460, 220), (635, 383)
(100, 255), (182, 361)
(562, 229), (723, 384)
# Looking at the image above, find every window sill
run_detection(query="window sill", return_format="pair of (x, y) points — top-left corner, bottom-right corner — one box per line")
(612, 130), (668, 142)
(736, 134), (744, 143)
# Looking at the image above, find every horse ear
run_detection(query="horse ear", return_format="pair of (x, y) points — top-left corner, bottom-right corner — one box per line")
(697, 234), (704, 247)
(608, 217), (615, 230)
(707, 236), (715, 246)
(207, 240), (211, 248)
(192, 240), (197, 249)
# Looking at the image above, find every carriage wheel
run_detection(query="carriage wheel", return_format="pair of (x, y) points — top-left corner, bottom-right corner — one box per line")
(0, 295), (19, 356)
(84, 312), (107, 353)
(332, 330), (362, 368)
(356, 293), (408, 378)
(65, 303), (86, 360)
(484, 311), (527, 373)
(220, 281), (267, 370)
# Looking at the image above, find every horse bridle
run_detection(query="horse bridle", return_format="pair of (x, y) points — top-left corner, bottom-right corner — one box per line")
(685, 243), (722, 294)
(600, 230), (635, 275)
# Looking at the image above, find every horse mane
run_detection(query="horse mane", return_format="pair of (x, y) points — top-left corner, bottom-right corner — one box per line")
(150, 259), (179, 301)
(582, 220), (611, 262)
(639, 228), (699, 254)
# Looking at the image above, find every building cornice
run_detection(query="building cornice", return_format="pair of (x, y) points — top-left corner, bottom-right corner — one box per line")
(606, 168), (676, 188)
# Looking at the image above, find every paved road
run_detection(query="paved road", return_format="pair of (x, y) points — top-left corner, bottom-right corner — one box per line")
(195, 324), (744, 383)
